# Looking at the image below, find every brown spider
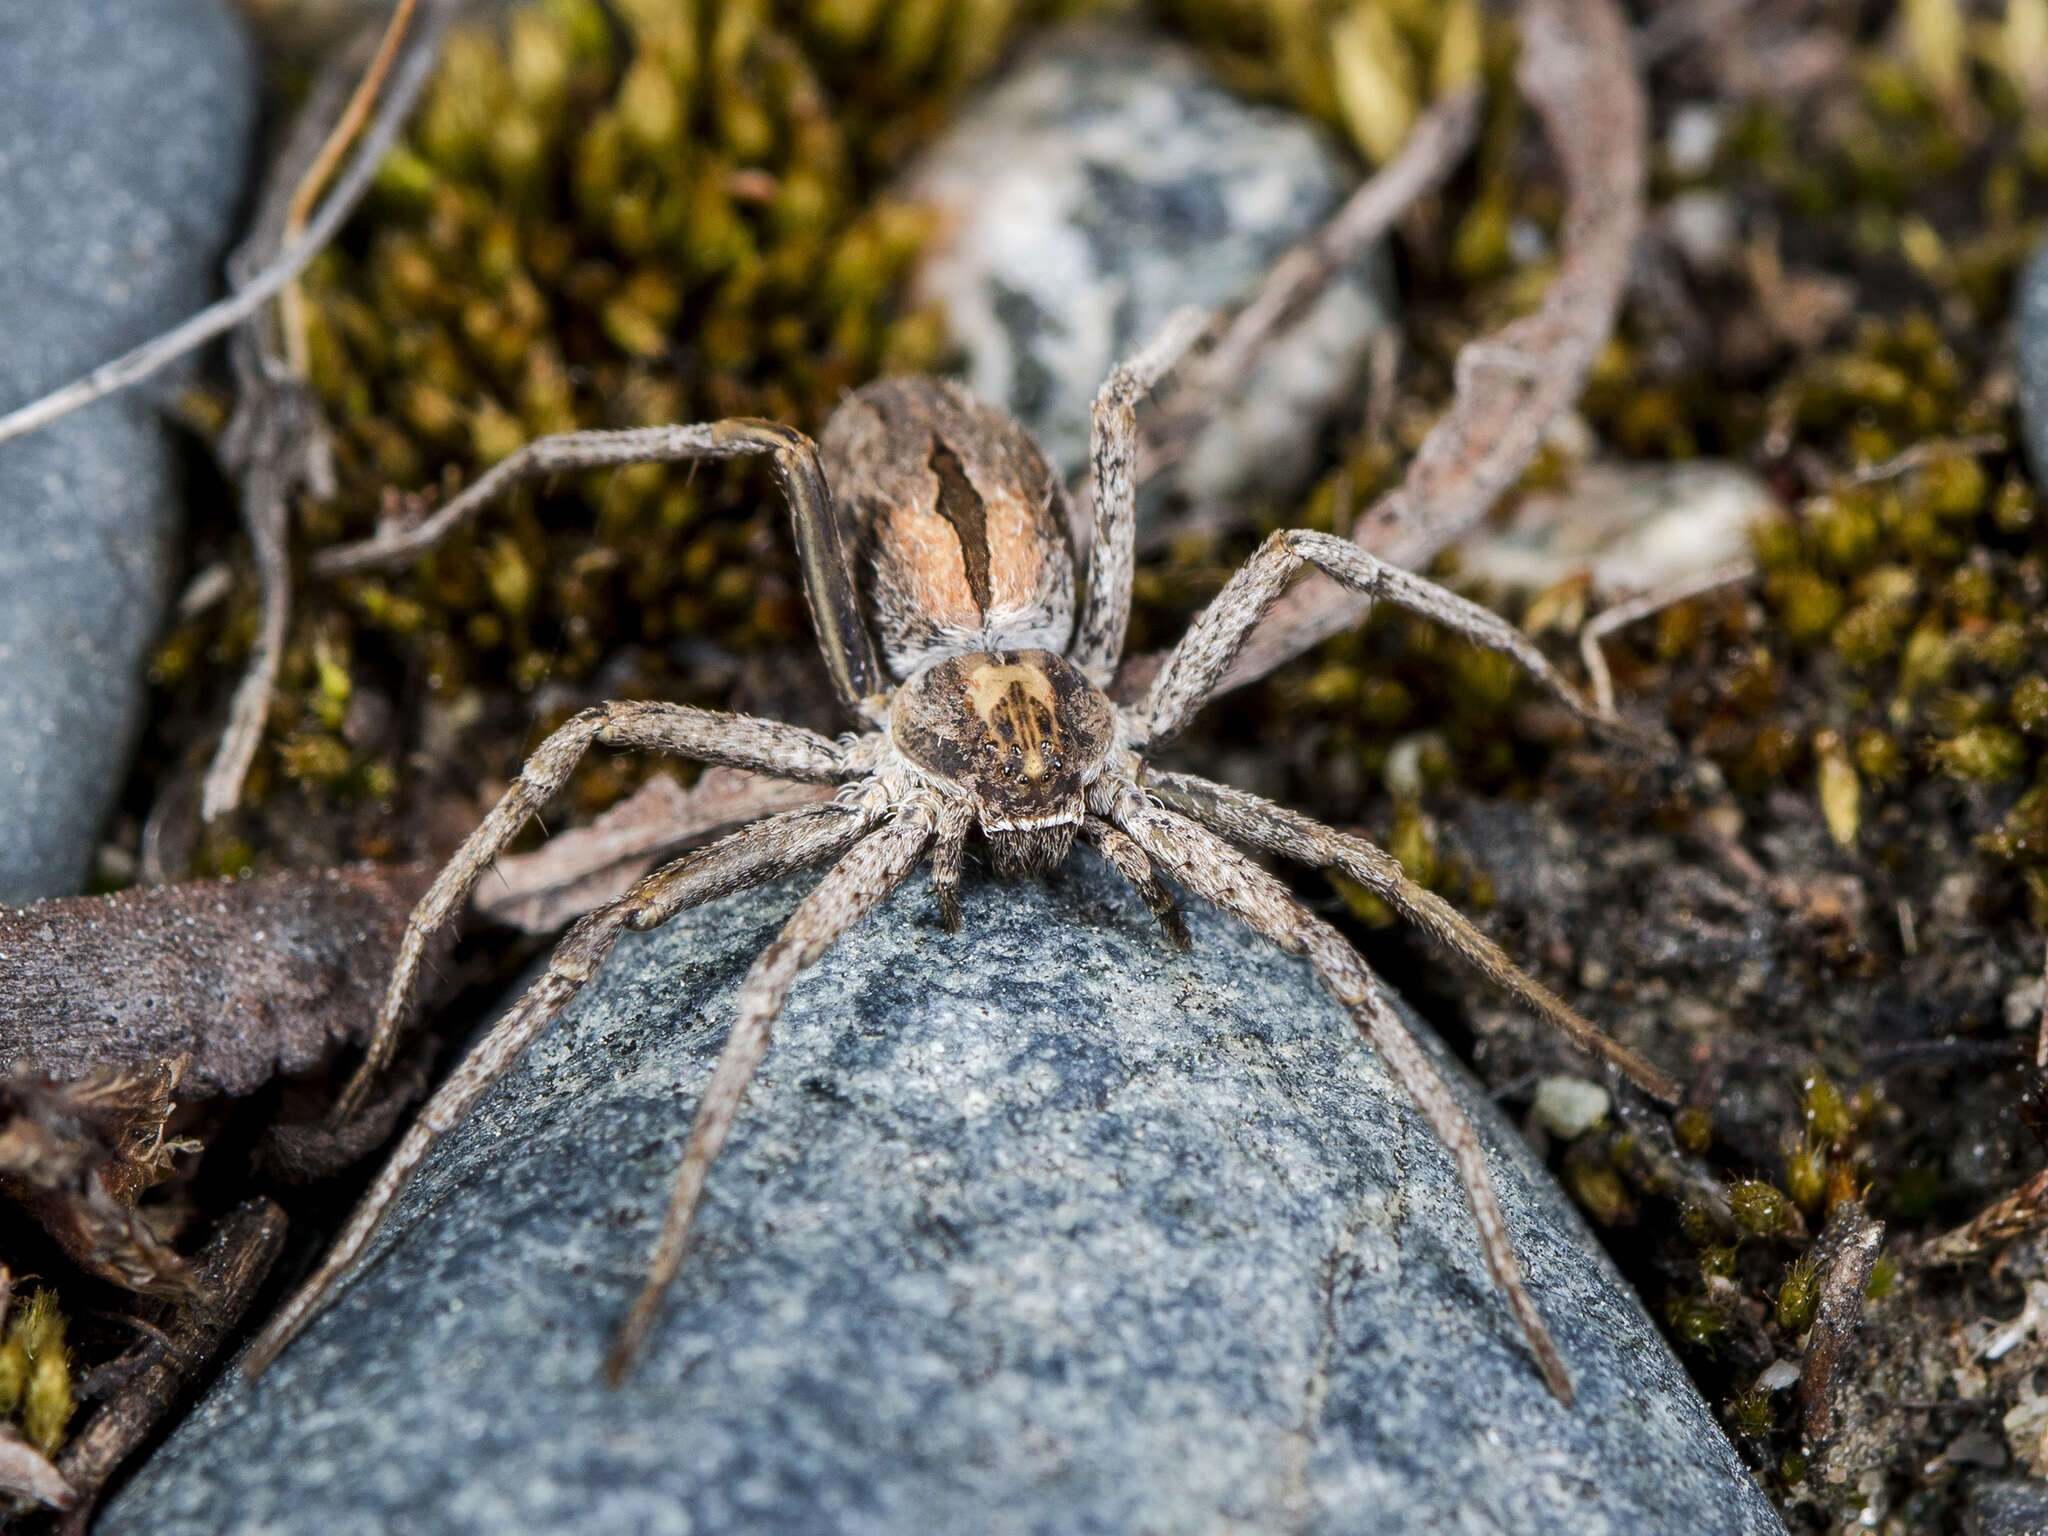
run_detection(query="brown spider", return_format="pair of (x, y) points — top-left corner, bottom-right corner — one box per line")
(240, 310), (1679, 1403)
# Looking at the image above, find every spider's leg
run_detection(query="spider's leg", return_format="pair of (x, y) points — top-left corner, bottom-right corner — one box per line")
(243, 801), (879, 1380)
(312, 419), (883, 711)
(334, 700), (854, 1121)
(1143, 768), (1679, 1103)
(928, 795), (975, 933)
(604, 795), (940, 1384)
(1099, 778), (1573, 1404)
(1080, 815), (1190, 951)
(1069, 308), (1209, 685)
(1134, 527), (1645, 752)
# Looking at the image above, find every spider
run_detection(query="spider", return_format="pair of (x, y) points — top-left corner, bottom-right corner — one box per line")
(240, 308), (1679, 1404)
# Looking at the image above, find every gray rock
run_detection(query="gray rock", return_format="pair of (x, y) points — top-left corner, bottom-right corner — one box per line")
(1968, 1475), (2048, 1536)
(106, 853), (1782, 1535)
(901, 28), (1394, 515)
(0, 0), (257, 901)
(2017, 238), (2048, 494)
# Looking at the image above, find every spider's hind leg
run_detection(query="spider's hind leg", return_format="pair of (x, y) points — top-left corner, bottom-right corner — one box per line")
(1142, 768), (1680, 1104)
(243, 800), (879, 1380)
(1102, 778), (1574, 1404)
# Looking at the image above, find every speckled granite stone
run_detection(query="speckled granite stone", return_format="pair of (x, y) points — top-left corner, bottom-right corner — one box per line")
(0, 0), (257, 900)
(104, 853), (1783, 1535)
(901, 28), (1394, 517)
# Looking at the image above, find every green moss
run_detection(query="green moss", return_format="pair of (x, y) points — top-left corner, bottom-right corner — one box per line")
(1775, 1252), (1823, 1333)
(1728, 1179), (1795, 1239)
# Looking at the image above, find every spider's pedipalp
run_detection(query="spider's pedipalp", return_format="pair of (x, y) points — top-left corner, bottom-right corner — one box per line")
(605, 794), (941, 1384)
(1099, 777), (1574, 1404)
(1144, 768), (1681, 1104)
(928, 795), (976, 933)
(1081, 815), (1190, 951)
(334, 700), (854, 1121)
(244, 798), (879, 1380)
(1070, 306), (1209, 685)
(1134, 527), (1629, 752)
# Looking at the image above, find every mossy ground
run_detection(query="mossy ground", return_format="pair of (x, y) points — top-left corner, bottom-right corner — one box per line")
(108, 0), (2048, 1527)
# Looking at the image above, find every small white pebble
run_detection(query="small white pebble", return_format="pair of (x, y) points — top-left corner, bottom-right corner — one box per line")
(1666, 103), (1721, 176)
(960, 1089), (990, 1119)
(1531, 1076), (1611, 1140)
(1756, 1359), (1801, 1393)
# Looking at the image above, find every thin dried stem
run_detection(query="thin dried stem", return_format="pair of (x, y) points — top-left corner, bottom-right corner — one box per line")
(278, 0), (421, 378)
(0, 0), (457, 448)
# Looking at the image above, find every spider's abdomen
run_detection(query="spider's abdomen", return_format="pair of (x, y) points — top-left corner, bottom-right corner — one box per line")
(892, 648), (1113, 873)
(820, 378), (1075, 679)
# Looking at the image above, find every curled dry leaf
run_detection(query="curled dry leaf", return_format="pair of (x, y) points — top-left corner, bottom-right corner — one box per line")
(0, 1066), (196, 1298)
(0, 1422), (72, 1511)
(472, 768), (833, 934)
(1207, 0), (1647, 694)
(0, 863), (430, 1100)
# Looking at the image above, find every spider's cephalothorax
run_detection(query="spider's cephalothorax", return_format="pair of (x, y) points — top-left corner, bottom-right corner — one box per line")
(892, 647), (1115, 875)
(251, 309), (1681, 1408)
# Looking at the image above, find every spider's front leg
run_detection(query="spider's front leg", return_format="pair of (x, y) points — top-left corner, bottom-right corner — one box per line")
(604, 792), (941, 1383)
(1132, 527), (1652, 751)
(244, 800), (881, 1379)
(331, 700), (855, 1121)
(1142, 767), (1679, 1103)
(1097, 778), (1574, 1404)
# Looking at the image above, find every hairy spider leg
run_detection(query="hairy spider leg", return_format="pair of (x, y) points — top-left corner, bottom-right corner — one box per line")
(244, 801), (880, 1380)
(604, 797), (940, 1383)
(1099, 779), (1574, 1404)
(1134, 527), (1643, 751)
(1069, 306), (1209, 685)
(1142, 768), (1681, 1103)
(311, 418), (886, 712)
(332, 701), (851, 1121)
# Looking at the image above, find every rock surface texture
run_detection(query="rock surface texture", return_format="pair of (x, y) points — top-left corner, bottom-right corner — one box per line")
(106, 853), (1782, 1535)
(901, 28), (1394, 515)
(0, 0), (256, 901)
(2018, 238), (2048, 492)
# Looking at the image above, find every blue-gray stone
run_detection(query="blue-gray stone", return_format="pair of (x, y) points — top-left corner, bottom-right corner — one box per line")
(2017, 238), (2048, 495)
(902, 29), (1394, 516)
(0, 0), (258, 901)
(105, 853), (1782, 1535)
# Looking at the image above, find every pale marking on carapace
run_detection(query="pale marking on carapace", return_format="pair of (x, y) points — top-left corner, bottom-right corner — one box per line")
(964, 660), (1057, 780)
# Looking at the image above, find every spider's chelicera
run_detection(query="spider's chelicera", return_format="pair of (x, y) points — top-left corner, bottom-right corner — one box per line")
(244, 311), (1679, 1405)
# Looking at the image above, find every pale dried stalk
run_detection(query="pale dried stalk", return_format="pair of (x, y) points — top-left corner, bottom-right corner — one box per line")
(278, 0), (422, 377)
(1208, 0), (1646, 694)
(473, 768), (835, 933)
(1916, 1167), (2048, 1268)
(0, 0), (459, 449)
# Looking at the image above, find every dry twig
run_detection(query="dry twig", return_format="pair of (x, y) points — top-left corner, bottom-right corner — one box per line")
(1797, 1200), (1886, 1449)
(0, 0), (458, 449)
(51, 1199), (287, 1535)
(1194, 0), (1646, 695)
(1917, 1167), (2048, 1268)
(277, 0), (422, 377)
